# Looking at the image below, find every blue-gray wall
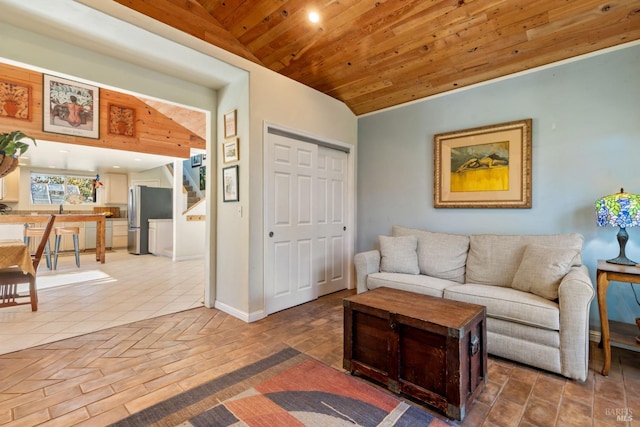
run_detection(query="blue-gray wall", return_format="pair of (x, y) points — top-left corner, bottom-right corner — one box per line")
(357, 43), (640, 327)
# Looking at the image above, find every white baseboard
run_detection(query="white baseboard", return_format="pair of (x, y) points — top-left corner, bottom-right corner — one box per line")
(173, 254), (205, 261)
(213, 300), (266, 323)
(247, 310), (267, 323)
(590, 329), (601, 342)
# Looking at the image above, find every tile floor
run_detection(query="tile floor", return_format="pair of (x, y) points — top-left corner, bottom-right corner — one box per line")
(0, 249), (204, 355)
(1, 250), (639, 426)
(0, 289), (638, 426)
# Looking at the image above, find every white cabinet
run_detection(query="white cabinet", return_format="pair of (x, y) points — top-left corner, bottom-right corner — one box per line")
(106, 222), (113, 248)
(103, 173), (128, 204)
(85, 222), (95, 249)
(0, 224), (24, 239)
(148, 223), (157, 254)
(148, 219), (172, 257)
(84, 218), (129, 249)
(111, 219), (128, 248)
(0, 167), (20, 202)
(85, 221), (120, 249)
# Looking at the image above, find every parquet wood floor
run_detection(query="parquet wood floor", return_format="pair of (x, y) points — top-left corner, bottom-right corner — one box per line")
(0, 289), (638, 426)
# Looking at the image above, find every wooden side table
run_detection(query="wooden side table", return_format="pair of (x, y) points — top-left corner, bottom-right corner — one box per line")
(596, 260), (640, 376)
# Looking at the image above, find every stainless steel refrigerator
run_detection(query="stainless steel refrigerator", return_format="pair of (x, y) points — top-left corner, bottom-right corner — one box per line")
(127, 185), (173, 255)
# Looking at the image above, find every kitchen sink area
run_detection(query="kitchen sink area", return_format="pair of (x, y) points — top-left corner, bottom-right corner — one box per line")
(1, 156), (206, 262)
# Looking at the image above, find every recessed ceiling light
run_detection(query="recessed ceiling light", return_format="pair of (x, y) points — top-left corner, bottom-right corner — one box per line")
(309, 11), (320, 23)
(113, 165), (121, 169)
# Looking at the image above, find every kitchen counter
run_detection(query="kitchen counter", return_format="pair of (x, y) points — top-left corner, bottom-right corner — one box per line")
(0, 214), (107, 263)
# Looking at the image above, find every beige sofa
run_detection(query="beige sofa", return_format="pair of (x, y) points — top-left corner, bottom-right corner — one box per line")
(354, 226), (595, 381)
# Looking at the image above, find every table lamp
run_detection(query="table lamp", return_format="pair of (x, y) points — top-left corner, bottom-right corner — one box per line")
(596, 188), (640, 265)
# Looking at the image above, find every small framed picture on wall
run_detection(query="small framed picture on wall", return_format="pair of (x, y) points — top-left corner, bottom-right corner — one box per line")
(224, 109), (237, 138)
(0, 79), (31, 121)
(199, 166), (206, 191)
(108, 104), (135, 137)
(191, 154), (202, 167)
(222, 165), (239, 202)
(222, 138), (239, 163)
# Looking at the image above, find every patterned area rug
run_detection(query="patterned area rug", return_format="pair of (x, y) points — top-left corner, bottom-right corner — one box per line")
(111, 347), (451, 426)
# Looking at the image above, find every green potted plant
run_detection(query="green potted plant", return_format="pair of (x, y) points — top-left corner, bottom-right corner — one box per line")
(0, 130), (36, 177)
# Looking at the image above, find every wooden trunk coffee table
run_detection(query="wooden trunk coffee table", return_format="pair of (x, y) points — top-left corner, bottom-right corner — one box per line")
(343, 287), (487, 421)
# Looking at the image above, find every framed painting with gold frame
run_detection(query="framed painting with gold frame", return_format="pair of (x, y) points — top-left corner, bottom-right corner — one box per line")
(224, 109), (237, 138)
(222, 138), (239, 163)
(434, 119), (532, 208)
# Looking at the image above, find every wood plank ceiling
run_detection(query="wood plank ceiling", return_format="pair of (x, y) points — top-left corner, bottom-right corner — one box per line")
(115, 0), (640, 115)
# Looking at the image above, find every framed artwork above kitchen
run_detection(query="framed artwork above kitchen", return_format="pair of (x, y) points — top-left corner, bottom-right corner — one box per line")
(43, 74), (100, 139)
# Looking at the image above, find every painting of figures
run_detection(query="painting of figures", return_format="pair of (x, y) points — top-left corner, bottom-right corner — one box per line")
(43, 74), (99, 139)
(450, 141), (509, 192)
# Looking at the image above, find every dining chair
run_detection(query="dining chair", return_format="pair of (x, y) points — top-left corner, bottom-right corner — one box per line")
(0, 215), (56, 311)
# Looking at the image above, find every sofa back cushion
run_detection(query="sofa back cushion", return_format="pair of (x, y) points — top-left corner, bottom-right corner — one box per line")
(511, 244), (580, 300)
(466, 233), (584, 287)
(379, 235), (420, 274)
(392, 226), (469, 283)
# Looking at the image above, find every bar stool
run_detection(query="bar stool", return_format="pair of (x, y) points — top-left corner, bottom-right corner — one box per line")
(53, 226), (80, 269)
(24, 226), (52, 270)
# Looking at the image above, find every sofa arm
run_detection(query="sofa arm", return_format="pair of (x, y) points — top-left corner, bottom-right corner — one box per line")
(557, 265), (595, 381)
(354, 250), (380, 293)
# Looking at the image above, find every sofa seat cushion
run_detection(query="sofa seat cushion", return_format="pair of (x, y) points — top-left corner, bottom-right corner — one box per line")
(367, 273), (459, 298)
(466, 234), (584, 287)
(392, 226), (469, 283)
(444, 284), (560, 330)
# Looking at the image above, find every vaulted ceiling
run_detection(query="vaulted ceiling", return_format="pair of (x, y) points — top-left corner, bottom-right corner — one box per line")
(116, 0), (640, 115)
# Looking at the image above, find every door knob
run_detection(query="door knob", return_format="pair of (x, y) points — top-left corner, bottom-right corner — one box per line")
(343, 226), (347, 231)
(269, 231), (274, 237)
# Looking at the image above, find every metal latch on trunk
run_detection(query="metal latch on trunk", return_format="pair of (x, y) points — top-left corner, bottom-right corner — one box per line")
(470, 335), (480, 357)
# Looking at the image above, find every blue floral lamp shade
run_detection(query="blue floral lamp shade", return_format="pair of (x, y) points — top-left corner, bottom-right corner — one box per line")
(596, 188), (640, 265)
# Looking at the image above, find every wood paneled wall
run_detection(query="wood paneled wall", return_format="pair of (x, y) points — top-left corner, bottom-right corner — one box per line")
(0, 62), (205, 158)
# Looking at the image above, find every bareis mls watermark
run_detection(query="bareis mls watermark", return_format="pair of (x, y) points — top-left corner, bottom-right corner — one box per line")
(606, 408), (633, 422)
